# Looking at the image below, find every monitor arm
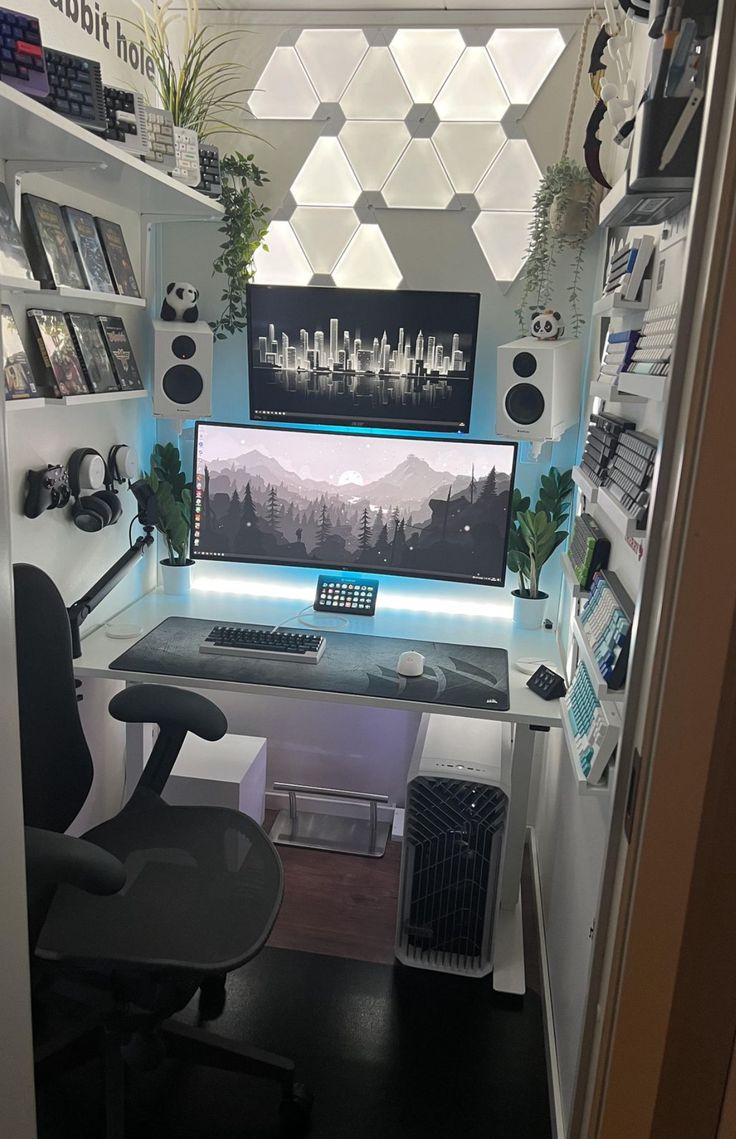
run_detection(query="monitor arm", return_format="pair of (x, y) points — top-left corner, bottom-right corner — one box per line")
(68, 527), (155, 659)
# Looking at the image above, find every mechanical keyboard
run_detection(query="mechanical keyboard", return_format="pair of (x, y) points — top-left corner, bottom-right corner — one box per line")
(43, 47), (106, 132)
(142, 105), (176, 171)
(196, 142), (222, 199)
(0, 8), (48, 97)
(199, 625), (326, 664)
(104, 85), (149, 157)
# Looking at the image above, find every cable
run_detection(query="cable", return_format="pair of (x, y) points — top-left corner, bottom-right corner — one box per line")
(128, 516), (136, 548)
(270, 604), (350, 633)
(270, 604), (314, 633)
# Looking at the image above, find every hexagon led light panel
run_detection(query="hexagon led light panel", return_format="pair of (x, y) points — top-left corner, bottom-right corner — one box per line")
(249, 27), (568, 286)
(488, 28), (566, 104)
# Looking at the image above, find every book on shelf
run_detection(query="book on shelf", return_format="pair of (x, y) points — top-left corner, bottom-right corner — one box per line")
(61, 207), (115, 294)
(97, 315), (144, 390)
(21, 195), (85, 291)
(2, 305), (38, 399)
(66, 312), (120, 393)
(26, 309), (88, 396)
(95, 218), (141, 297)
(0, 183), (35, 284)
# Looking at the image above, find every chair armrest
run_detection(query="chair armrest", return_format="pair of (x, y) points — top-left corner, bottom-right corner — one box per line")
(25, 827), (126, 896)
(108, 684), (227, 741)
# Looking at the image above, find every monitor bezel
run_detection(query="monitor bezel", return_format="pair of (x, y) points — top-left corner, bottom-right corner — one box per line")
(191, 420), (518, 589)
(245, 283), (481, 435)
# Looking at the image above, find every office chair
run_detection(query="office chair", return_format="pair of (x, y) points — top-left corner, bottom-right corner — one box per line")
(14, 563), (313, 1137)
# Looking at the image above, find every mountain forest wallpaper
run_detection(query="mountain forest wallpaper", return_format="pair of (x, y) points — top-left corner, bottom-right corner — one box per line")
(193, 427), (516, 585)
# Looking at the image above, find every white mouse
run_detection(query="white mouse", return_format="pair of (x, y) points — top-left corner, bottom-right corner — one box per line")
(397, 650), (425, 678)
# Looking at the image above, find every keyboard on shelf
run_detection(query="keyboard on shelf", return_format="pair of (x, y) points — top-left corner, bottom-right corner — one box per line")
(104, 85), (149, 157)
(199, 625), (326, 664)
(142, 105), (176, 171)
(43, 47), (106, 132)
(0, 7), (48, 97)
(196, 142), (222, 198)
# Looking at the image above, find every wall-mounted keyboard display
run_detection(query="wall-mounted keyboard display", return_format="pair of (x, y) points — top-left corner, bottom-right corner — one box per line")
(562, 661), (619, 783)
(603, 234), (654, 303)
(619, 302), (679, 382)
(597, 328), (640, 389)
(567, 513), (611, 591)
(580, 412), (636, 487)
(602, 428), (657, 525)
(0, 8), (48, 98)
(196, 142), (222, 199)
(104, 85), (149, 157)
(43, 47), (106, 132)
(579, 571), (634, 691)
(142, 106), (176, 172)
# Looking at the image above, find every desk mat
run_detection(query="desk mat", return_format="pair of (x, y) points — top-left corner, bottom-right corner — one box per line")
(109, 617), (510, 713)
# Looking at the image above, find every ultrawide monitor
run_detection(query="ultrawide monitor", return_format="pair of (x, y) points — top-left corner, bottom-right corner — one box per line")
(192, 423), (517, 587)
(246, 284), (480, 433)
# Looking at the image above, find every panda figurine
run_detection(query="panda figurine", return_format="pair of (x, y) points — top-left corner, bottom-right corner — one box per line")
(160, 282), (199, 323)
(530, 309), (564, 341)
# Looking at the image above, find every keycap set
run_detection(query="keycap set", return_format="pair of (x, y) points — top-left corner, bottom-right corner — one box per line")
(196, 143), (223, 198)
(173, 127), (201, 187)
(104, 86), (149, 157)
(142, 106), (177, 171)
(200, 625), (326, 665)
(579, 571), (633, 691)
(567, 513), (611, 591)
(562, 662), (619, 783)
(621, 302), (680, 379)
(603, 429), (657, 522)
(43, 48), (106, 131)
(0, 8), (47, 97)
(580, 412), (636, 487)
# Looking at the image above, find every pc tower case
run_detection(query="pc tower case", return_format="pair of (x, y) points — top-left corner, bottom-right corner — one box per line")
(395, 715), (510, 978)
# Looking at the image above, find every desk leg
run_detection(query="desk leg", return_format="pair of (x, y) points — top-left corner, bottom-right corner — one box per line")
(494, 722), (535, 996)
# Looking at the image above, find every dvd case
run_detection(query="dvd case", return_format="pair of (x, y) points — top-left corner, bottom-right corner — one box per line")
(97, 315), (144, 389)
(0, 183), (35, 283)
(66, 312), (119, 393)
(2, 305), (38, 399)
(95, 218), (140, 297)
(62, 207), (115, 293)
(27, 309), (88, 396)
(21, 195), (85, 290)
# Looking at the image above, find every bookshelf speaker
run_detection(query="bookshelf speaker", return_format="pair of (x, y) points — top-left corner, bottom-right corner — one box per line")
(153, 320), (213, 418)
(496, 337), (581, 443)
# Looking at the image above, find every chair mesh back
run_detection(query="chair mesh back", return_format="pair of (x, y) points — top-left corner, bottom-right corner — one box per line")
(13, 564), (93, 832)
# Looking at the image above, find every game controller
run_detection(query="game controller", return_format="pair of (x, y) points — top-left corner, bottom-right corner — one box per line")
(24, 464), (70, 518)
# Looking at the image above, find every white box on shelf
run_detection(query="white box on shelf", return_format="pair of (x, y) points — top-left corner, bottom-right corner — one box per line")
(164, 733), (267, 823)
(572, 464), (599, 503)
(596, 485), (647, 539)
(617, 371), (668, 402)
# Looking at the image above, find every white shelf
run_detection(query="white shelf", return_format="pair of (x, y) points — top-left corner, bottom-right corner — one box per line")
(616, 371), (668, 402)
(560, 552), (590, 598)
(593, 281), (651, 319)
(559, 699), (610, 795)
(571, 612), (627, 704)
(572, 465), (599, 503)
(46, 389), (149, 406)
(596, 485), (647, 539)
(20, 285), (147, 308)
(0, 84), (223, 223)
(590, 378), (647, 404)
(5, 396), (46, 410)
(0, 274), (39, 292)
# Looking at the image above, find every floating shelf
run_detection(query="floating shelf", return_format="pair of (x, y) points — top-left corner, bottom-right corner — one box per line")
(616, 371), (668, 402)
(46, 389), (149, 406)
(596, 485), (647, 539)
(0, 84), (223, 222)
(0, 273), (39, 292)
(593, 280), (651, 319)
(590, 378), (647, 404)
(559, 699), (611, 795)
(571, 612), (627, 704)
(4, 396), (46, 410)
(572, 465), (599, 503)
(560, 552), (590, 598)
(18, 285), (147, 308)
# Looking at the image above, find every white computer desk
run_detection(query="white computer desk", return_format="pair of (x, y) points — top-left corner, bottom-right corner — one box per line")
(75, 588), (563, 995)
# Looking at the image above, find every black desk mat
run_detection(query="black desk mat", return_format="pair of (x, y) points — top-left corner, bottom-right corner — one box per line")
(109, 617), (510, 713)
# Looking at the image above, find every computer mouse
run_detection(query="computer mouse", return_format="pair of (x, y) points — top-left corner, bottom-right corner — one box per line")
(397, 650), (425, 678)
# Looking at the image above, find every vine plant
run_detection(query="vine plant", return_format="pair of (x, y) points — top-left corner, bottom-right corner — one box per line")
(211, 153), (270, 339)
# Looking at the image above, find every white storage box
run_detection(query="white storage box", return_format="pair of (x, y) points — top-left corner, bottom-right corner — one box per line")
(164, 734), (267, 823)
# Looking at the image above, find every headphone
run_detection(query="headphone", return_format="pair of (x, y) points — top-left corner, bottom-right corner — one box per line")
(67, 447), (123, 532)
(107, 444), (138, 486)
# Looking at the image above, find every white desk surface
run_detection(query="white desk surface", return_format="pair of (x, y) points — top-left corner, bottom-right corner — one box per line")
(75, 587), (563, 727)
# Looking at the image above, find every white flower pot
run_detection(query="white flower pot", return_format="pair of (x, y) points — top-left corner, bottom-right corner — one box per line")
(512, 590), (548, 630)
(161, 559), (193, 596)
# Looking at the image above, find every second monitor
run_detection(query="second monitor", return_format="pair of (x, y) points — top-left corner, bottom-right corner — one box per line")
(247, 284), (480, 434)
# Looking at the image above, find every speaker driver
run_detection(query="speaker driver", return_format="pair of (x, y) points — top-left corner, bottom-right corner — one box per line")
(505, 383), (545, 425)
(171, 334), (197, 360)
(512, 351), (538, 378)
(162, 364), (204, 405)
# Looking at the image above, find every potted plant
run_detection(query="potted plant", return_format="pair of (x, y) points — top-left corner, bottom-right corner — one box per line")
(144, 443), (194, 595)
(507, 467), (573, 629)
(212, 153), (270, 339)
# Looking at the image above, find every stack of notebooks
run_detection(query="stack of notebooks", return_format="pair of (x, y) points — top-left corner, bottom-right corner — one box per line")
(596, 328), (640, 392)
(618, 302), (679, 389)
(601, 429), (658, 526)
(578, 570), (634, 692)
(567, 513), (611, 591)
(17, 189), (140, 296)
(580, 412), (636, 487)
(562, 661), (619, 783)
(602, 234), (655, 303)
(24, 310), (144, 398)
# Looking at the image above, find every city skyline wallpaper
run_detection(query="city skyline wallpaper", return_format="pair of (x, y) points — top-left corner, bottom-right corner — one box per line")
(192, 425), (516, 586)
(247, 284), (480, 433)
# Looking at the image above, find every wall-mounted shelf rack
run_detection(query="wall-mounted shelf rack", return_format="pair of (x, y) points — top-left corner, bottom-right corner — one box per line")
(48, 390), (149, 406)
(0, 274), (39, 292)
(4, 397), (46, 411)
(0, 84), (224, 223)
(595, 485), (647, 540)
(616, 371), (668, 402)
(559, 699), (612, 795)
(572, 465), (599, 503)
(10, 283), (146, 308)
(571, 612), (627, 704)
(592, 283), (651, 319)
(560, 552), (590, 599)
(590, 378), (647, 404)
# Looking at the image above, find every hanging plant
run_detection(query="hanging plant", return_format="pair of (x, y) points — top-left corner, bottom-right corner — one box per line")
(211, 153), (270, 339)
(515, 12), (600, 338)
